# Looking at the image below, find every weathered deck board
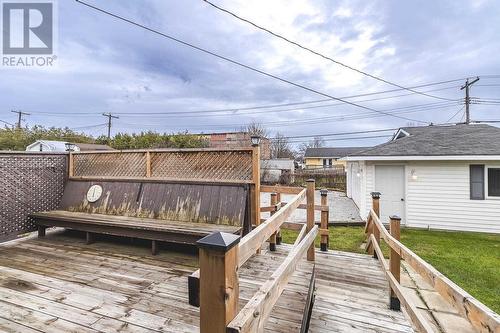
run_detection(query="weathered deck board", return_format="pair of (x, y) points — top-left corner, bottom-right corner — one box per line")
(0, 231), (414, 333)
(309, 250), (415, 333)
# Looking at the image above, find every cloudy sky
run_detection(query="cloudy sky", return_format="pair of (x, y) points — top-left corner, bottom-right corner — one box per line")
(1, 0), (499, 147)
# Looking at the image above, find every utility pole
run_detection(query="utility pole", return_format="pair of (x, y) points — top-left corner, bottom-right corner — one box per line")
(102, 113), (119, 140)
(11, 110), (31, 129)
(460, 77), (480, 124)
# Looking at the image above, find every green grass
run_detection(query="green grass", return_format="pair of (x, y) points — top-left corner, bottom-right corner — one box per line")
(281, 226), (500, 313)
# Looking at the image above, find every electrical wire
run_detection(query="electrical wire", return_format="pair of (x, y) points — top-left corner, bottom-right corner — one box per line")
(444, 105), (465, 123)
(201, 0), (456, 102)
(74, 0), (430, 124)
(0, 119), (14, 126)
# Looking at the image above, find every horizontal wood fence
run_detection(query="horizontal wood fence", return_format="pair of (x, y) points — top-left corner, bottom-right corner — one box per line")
(365, 193), (500, 333)
(0, 152), (68, 242)
(190, 181), (320, 333)
(293, 167), (346, 191)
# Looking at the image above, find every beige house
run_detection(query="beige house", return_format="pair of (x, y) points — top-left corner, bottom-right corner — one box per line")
(304, 147), (369, 168)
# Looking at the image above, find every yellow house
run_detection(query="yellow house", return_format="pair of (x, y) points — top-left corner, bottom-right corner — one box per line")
(304, 147), (369, 169)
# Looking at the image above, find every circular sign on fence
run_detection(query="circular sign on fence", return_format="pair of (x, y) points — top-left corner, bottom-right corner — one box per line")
(86, 185), (103, 203)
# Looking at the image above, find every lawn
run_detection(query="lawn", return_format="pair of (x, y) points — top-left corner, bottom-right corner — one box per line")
(280, 226), (500, 313)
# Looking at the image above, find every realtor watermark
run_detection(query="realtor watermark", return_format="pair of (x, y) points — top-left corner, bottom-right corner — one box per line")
(1, 0), (57, 67)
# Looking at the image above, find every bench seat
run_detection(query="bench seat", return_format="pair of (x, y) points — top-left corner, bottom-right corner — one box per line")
(31, 210), (242, 252)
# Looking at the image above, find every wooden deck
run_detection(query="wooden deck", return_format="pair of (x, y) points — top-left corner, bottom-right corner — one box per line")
(0, 230), (414, 333)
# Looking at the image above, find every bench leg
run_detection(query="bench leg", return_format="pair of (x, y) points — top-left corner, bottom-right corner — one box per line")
(86, 232), (94, 245)
(152, 240), (159, 255)
(38, 226), (46, 238)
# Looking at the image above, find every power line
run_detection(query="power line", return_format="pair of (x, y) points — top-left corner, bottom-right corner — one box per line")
(75, 0), (429, 124)
(460, 77), (480, 124)
(269, 128), (397, 140)
(11, 110), (30, 129)
(444, 105), (465, 123)
(0, 119), (15, 127)
(24, 83), (462, 119)
(201, 0), (455, 102)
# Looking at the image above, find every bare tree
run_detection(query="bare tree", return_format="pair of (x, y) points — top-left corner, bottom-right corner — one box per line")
(298, 136), (325, 158)
(271, 132), (295, 159)
(242, 121), (269, 138)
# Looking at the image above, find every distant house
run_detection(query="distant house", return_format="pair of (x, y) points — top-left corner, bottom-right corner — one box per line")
(304, 147), (369, 168)
(261, 158), (295, 183)
(345, 124), (500, 233)
(198, 132), (271, 159)
(26, 140), (113, 152)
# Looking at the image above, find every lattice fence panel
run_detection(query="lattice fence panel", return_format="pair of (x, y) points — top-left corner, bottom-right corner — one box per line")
(151, 150), (253, 181)
(0, 154), (67, 242)
(73, 152), (146, 177)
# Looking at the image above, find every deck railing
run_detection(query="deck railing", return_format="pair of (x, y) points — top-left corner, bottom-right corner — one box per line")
(190, 180), (320, 333)
(365, 193), (500, 333)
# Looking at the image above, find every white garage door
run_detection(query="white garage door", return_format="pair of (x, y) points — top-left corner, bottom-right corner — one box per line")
(375, 165), (405, 224)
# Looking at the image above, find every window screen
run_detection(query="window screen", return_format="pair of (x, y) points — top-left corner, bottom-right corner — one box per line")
(488, 168), (500, 197)
(470, 165), (484, 200)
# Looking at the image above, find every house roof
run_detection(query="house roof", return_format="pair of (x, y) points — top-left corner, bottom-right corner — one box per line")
(349, 124), (500, 158)
(73, 143), (113, 151)
(26, 140), (113, 152)
(305, 147), (370, 158)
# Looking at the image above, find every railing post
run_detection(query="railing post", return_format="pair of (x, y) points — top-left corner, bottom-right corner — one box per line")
(68, 152), (74, 177)
(197, 232), (240, 333)
(320, 189), (329, 252)
(389, 215), (401, 311)
(306, 179), (315, 261)
(269, 192), (278, 251)
(276, 192), (282, 245)
(370, 192), (381, 258)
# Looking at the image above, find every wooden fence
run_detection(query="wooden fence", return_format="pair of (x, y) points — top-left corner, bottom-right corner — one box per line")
(189, 181), (324, 333)
(365, 193), (500, 333)
(69, 148), (262, 228)
(0, 152), (68, 242)
(293, 167), (346, 191)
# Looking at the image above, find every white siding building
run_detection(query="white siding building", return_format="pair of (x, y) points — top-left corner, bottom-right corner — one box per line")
(345, 124), (500, 234)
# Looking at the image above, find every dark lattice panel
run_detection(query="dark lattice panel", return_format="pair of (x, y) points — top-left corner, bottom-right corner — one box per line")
(73, 152), (146, 177)
(0, 154), (67, 241)
(151, 150), (253, 181)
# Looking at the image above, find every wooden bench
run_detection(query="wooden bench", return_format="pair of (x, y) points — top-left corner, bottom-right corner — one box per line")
(31, 179), (250, 254)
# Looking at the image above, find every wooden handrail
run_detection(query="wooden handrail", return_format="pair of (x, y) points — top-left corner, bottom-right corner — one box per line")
(239, 189), (306, 265)
(368, 209), (500, 333)
(188, 188), (307, 307)
(369, 234), (434, 333)
(71, 147), (254, 154)
(260, 185), (303, 194)
(227, 225), (319, 333)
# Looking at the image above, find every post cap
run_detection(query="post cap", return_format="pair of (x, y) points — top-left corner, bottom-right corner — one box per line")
(389, 215), (401, 221)
(306, 179), (315, 183)
(370, 191), (381, 199)
(270, 192), (277, 197)
(320, 189), (328, 196)
(197, 232), (240, 252)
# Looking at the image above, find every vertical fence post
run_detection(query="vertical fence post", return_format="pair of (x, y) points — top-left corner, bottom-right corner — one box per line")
(306, 179), (315, 261)
(320, 189), (329, 252)
(370, 192), (381, 258)
(68, 152), (74, 177)
(252, 143), (261, 253)
(197, 232), (240, 333)
(145, 151), (152, 177)
(389, 215), (401, 311)
(276, 192), (282, 245)
(269, 193), (278, 251)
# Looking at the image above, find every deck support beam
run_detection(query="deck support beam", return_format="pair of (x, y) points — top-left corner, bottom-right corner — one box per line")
(37, 226), (46, 238)
(86, 232), (94, 245)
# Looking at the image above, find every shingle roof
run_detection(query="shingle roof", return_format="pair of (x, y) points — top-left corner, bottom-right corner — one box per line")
(305, 147), (370, 158)
(352, 124), (500, 157)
